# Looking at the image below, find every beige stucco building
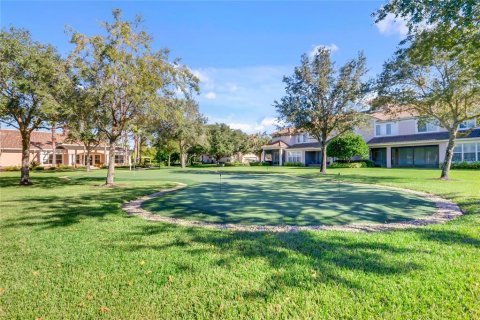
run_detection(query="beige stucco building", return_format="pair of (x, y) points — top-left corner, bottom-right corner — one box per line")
(0, 129), (131, 168)
(261, 111), (480, 168)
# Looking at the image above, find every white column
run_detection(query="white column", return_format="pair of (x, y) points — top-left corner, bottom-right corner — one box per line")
(279, 149), (283, 166)
(261, 150), (265, 162)
(386, 146), (392, 168)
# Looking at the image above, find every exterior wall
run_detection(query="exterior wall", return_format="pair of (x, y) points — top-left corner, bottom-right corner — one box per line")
(0, 148), (129, 168)
(397, 119), (417, 135)
(0, 150), (22, 167)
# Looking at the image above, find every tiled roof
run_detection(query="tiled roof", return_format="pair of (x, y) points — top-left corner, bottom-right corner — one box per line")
(368, 107), (418, 121)
(368, 129), (480, 144)
(272, 127), (305, 137)
(0, 129), (70, 150)
(262, 140), (290, 149)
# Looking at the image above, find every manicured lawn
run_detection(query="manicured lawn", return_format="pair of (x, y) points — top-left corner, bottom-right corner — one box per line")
(142, 172), (436, 226)
(0, 167), (479, 319)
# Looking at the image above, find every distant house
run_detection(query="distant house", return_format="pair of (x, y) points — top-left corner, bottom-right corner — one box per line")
(0, 129), (131, 167)
(201, 153), (259, 164)
(261, 109), (480, 168)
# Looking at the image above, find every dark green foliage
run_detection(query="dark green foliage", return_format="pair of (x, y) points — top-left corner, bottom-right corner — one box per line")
(450, 161), (480, 170)
(275, 48), (369, 174)
(327, 132), (369, 161)
(284, 162), (305, 167)
(329, 162), (367, 168)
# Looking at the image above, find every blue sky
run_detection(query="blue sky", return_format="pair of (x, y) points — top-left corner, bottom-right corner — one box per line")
(1, 1), (407, 133)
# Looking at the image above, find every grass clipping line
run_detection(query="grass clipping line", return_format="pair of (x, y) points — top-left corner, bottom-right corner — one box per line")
(122, 182), (463, 232)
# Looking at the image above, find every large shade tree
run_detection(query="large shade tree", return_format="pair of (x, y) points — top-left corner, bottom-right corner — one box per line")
(68, 9), (198, 185)
(206, 123), (240, 162)
(0, 28), (69, 184)
(375, 46), (480, 179)
(275, 48), (369, 173)
(64, 85), (104, 171)
(374, 0), (480, 179)
(155, 99), (206, 168)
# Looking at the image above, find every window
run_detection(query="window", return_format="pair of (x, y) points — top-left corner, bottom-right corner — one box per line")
(95, 154), (101, 164)
(459, 120), (476, 130)
(463, 143), (476, 162)
(386, 123), (392, 135)
(43, 153), (63, 164)
(287, 151), (302, 163)
(115, 155), (124, 164)
(296, 134), (307, 143)
(452, 145), (462, 162)
(417, 120), (438, 133)
(452, 143), (479, 162)
(375, 122), (394, 136)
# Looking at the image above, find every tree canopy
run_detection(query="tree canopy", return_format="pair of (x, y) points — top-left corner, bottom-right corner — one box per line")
(327, 132), (369, 161)
(275, 47), (369, 173)
(0, 27), (70, 184)
(68, 9), (198, 184)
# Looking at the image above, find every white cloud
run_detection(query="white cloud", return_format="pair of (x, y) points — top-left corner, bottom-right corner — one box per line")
(375, 13), (408, 37)
(194, 65), (293, 134)
(206, 116), (280, 134)
(204, 91), (217, 100)
(308, 43), (339, 58)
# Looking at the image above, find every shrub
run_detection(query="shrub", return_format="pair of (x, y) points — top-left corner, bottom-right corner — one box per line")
(450, 161), (480, 170)
(284, 162), (304, 167)
(2, 165), (21, 171)
(334, 159), (375, 167)
(329, 162), (367, 168)
(33, 166), (45, 171)
(250, 161), (272, 166)
(29, 161), (40, 170)
(327, 132), (369, 161)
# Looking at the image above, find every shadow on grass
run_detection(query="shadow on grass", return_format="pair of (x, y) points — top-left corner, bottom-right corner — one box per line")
(111, 222), (479, 297)
(0, 175), (106, 189)
(1, 183), (172, 229)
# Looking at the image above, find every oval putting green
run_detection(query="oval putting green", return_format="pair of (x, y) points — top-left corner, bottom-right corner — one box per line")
(141, 173), (437, 226)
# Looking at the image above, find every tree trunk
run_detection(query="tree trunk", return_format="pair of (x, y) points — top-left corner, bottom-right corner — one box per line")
(180, 153), (186, 168)
(20, 128), (32, 185)
(179, 140), (186, 168)
(167, 154), (171, 167)
(51, 124), (56, 167)
(86, 148), (91, 172)
(320, 141), (327, 174)
(105, 141), (116, 185)
(440, 128), (458, 180)
(133, 134), (138, 164)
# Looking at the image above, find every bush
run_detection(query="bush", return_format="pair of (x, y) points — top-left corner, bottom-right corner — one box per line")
(327, 132), (369, 161)
(284, 162), (304, 167)
(224, 161), (244, 167)
(250, 161), (272, 166)
(334, 159), (375, 167)
(329, 162), (367, 168)
(450, 161), (480, 170)
(2, 165), (21, 171)
(29, 161), (40, 170)
(33, 166), (45, 171)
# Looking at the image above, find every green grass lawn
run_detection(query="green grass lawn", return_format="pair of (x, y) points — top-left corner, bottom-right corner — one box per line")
(142, 172), (436, 226)
(0, 167), (479, 319)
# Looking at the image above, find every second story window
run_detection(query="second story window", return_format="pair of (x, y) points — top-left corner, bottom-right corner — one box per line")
(375, 122), (394, 136)
(459, 119), (476, 130)
(417, 120), (438, 133)
(297, 134), (308, 143)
